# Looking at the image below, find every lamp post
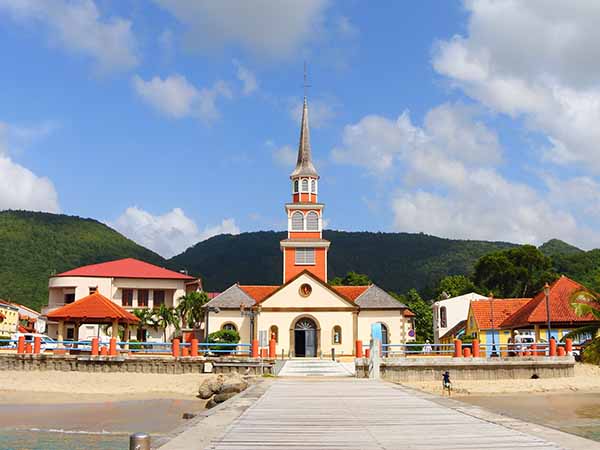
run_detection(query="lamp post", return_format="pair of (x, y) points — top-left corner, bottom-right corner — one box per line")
(489, 292), (498, 357)
(544, 282), (552, 346)
(204, 306), (220, 340)
(240, 304), (261, 341)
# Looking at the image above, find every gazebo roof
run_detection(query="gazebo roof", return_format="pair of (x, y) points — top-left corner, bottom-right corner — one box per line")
(46, 292), (139, 324)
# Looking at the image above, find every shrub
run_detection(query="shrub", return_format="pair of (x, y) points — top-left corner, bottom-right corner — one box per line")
(207, 329), (240, 355)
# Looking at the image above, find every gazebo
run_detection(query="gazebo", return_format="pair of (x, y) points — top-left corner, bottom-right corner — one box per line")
(46, 292), (139, 343)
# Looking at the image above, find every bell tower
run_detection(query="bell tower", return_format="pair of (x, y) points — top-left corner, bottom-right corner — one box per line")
(280, 96), (330, 283)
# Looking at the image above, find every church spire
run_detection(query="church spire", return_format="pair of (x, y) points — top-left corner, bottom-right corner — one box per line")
(290, 97), (319, 178)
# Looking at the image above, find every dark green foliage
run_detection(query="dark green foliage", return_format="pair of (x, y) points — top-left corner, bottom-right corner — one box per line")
(436, 275), (478, 299)
(552, 249), (600, 292)
(207, 329), (240, 354)
(473, 245), (557, 298)
(0, 210), (164, 310)
(538, 239), (584, 258)
(169, 230), (515, 293)
(329, 271), (372, 286)
(393, 289), (433, 342)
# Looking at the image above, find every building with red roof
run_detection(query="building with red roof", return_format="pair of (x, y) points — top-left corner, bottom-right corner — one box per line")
(44, 258), (201, 342)
(203, 98), (415, 357)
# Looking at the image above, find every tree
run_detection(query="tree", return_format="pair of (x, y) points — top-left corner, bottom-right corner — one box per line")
(152, 304), (179, 342)
(393, 289), (433, 342)
(436, 275), (477, 299)
(565, 290), (600, 364)
(473, 245), (557, 298)
(176, 291), (209, 329)
(132, 308), (153, 341)
(330, 271), (372, 286)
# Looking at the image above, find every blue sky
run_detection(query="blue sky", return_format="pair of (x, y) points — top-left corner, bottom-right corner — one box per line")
(1, 0), (600, 257)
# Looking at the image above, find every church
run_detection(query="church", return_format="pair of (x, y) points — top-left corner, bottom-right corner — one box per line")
(205, 97), (416, 357)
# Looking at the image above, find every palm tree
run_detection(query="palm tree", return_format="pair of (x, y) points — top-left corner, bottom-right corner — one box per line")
(566, 290), (600, 363)
(153, 304), (179, 342)
(133, 308), (153, 341)
(176, 291), (209, 330)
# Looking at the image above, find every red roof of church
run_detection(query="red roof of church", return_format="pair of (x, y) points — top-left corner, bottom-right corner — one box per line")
(55, 258), (195, 280)
(239, 285), (280, 302)
(502, 276), (595, 328)
(46, 292), (139, 324)
(331, 285), (370, 301)
(470, 298), (531, 330)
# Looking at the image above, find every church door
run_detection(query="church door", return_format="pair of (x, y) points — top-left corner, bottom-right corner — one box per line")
(294, 318), (317, 357)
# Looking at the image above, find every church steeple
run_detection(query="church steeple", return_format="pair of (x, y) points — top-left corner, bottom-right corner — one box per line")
(290, 97), (319, 179)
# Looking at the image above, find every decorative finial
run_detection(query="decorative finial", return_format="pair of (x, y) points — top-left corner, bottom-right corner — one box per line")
(303, 61), (311, 98)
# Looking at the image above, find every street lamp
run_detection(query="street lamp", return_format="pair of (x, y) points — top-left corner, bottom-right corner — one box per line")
(240, 304), (261, 341)
(204, 306), (220, 339)
(544, 282), (552, 347)
(489, 292), (498, 357)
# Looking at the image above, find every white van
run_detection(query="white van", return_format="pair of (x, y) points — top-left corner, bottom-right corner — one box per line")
(9, 333), (59, 352)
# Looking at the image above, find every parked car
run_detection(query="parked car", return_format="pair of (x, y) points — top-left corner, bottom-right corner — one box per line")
(572, 339), (592, 361)
(9, 333), (59, 352)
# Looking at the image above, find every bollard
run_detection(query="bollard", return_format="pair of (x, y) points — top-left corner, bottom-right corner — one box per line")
(91, 337), (99, 356)
(365, 348), (370, 358)
(260, 348), (268, 358)
(25, 343), (33, 354)
(549, 338), (557, 357)
(17, 336), (25, 354)
(251, 339), (259, 358)
(269, 339), (276, 358)
(34, 336), (41, 354)
(565, 338), (573, 355)
(531, 343), (537, 357)
(331, 348), (336, 361)
(472, 339), (480, 358)
(129, 432), (150, 450)
(557, 346), (566, 357)
(463, 347), (471, 357)
(453, 339), (462, 358)
(100, 345), (108, 356)
(172, 339), (180, 358)
(109, 338), (117, 356)
(182, 346), (189, 357)
(190, 338), (198, 357)
(355, 340), (363, 358)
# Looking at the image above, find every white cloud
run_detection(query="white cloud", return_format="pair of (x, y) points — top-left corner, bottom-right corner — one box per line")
(153, 0), (329, 58)
(132, 74), (232, 122)
(272, 144), (297, 168)
(433, 0), (600, 174)
(0, 122), (60, 213)
(233, 60), (258, 95)
(112, 207), (240, 258)
(335, 16), (359, 39)
(0, 0), (138, 73)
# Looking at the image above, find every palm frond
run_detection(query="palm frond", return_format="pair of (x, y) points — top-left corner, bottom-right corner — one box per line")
(561, 324), (599, 342)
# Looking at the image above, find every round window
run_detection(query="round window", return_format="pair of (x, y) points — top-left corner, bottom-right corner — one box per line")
(299, 283), (312, 297)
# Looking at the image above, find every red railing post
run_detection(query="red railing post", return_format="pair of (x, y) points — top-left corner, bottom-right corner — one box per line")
(365, 348), (371, 358)
(190, 338), (199, 357)
(109, 338), (117, 356)
(33, 336), (41, 354)
(25, 343), (32, 354)
(463, 347), (472, 357)
(557, 346), (566, 356)
(472, 339), (480, 358)
(549, 338), (557, 357)
(531, 343), (537, 357)
(355, 340), (363, 358)
(454, 339), (462, 357)
(182, 346), (189, 357)
(100, 346), (108, 356)
(565, 338), (573, 355)
(91, 337), (99, 356)
(17, 336), (25, 354)
(269, 339), (276, 358)
(172, 338), (180, 358)
(251, 339), (259, 358)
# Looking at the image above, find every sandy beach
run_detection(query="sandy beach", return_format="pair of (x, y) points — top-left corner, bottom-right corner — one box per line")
(402, 362), (600, 396)
(0, 371), (210, 404)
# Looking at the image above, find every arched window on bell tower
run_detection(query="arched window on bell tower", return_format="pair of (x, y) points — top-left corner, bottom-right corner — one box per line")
(311, 179), (317, 194)
(301, 178), (309, 192)
(291, 211), (304, 231)
(293, 179), (299, 193)
(306, 211), (319, 231)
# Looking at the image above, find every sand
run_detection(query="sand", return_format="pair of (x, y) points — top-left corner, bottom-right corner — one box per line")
(402, 363), (600, 396)
(0, 371), (211, 404)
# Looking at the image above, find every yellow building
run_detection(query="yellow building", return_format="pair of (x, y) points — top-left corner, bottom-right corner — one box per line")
(0, 301), (19, 336)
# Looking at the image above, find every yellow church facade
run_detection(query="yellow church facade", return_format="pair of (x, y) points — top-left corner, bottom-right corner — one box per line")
(206, 97), (415, 357)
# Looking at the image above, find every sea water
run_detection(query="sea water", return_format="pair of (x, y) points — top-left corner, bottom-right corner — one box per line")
(0, 429), (128, 450)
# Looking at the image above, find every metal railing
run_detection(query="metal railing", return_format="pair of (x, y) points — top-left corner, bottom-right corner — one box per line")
(380, 341), (567, 358)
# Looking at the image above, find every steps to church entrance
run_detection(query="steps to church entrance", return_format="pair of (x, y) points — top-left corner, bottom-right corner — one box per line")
(277, 358), (354, 377)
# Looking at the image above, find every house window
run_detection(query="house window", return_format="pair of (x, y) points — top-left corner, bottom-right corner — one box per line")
(301, 178), (309, 192)
(291, 211), (304, 231)
(138, 289), (149, 307)
(122, 289), (133, 307)
(295, 248), (315, 265)
(270, 325), (279, 343)
(64, 293), (75, 304)
(89, 286), (97, 295)
(222, 323), (237, 332)
(440, 306), (447, 328)
(332, 326), (342, 344)
(306, 211), (319, 231)
(153, 290), (165, 307)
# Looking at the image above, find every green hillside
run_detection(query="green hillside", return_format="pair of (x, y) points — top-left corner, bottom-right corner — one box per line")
(168, 230), (517, 295)
(0, 210), (165, 310)
(539, 239), (584, 258)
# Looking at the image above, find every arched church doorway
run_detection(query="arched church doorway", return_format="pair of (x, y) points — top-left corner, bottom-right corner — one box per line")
(293, 317), (318, 357)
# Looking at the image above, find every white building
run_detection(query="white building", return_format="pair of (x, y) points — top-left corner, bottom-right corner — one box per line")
(44, 258), (201, 341)
(432, 292), (486, 343)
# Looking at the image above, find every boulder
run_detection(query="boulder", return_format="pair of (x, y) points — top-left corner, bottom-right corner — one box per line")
(198, 374), (224, 399)
(213, 391), (237, 404)
(219, 379), (248, 395)
(205, 397), (218, 409)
